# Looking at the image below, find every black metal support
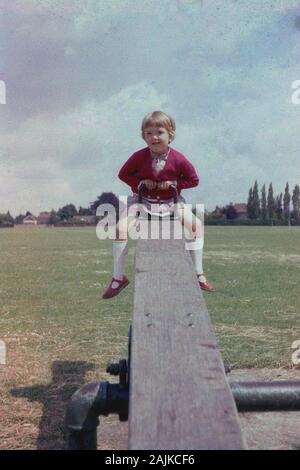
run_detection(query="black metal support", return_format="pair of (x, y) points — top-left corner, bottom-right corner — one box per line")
(65, 326), (132, 450)
(230, 381), (300, 412)
(65, 379), (129, 450)
(66, 321), (300, 449)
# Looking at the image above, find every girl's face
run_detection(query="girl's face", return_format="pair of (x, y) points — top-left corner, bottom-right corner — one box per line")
(143, 126), (171, 155)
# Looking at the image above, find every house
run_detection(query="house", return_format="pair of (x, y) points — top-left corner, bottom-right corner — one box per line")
(23, 214), (37, 225)
(207, 203), (248, 221)
(233, 203), (248, 219)
(37, 212), (51, 224)
(211, 206), (224, 217)
(207, 206), (226, 220)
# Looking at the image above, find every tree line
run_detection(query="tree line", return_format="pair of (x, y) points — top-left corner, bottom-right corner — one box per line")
(0, 205), (94, 227)
(1, 186), (300, 227)
(247, 181), (300, 224)
(0, 194), (117, 227)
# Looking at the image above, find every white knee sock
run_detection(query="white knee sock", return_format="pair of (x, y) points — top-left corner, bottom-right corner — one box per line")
(112, 240), (128, 280)
(185, 238), (206, 281)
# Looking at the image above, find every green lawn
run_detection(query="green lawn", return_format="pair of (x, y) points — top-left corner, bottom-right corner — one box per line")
(0, 225), (300, 448)
(1, 226), (300, 368)
(204, 226), (300, 368)
(0, 227), (134, 370)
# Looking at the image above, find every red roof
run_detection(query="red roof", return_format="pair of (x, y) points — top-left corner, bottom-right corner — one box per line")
(37, 213), (51, 224)
(233, 203), (247, 214)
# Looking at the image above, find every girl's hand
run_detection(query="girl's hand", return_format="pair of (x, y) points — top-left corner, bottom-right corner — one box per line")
(140, 179), (157, 190)
(157, 181), (173, 191)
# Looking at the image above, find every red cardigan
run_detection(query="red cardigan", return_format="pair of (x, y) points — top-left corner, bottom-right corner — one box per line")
(118, 147), (199, 199)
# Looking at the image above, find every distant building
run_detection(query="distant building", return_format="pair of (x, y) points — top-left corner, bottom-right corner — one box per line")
(210, 206), (225, 217)
(207, 203), (248, 221)
(37, 212), (51, 224)
(23, 214), (37, 225)
(233, 203), (248, 219)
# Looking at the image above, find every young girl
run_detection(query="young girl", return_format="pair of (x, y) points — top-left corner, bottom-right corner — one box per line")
(102, 111), (214, 299)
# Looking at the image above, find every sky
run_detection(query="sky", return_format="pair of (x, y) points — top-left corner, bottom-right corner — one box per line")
(0, 0), (300, 215)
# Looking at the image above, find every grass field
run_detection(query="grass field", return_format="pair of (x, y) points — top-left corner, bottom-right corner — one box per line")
(0, 225), (300, 449)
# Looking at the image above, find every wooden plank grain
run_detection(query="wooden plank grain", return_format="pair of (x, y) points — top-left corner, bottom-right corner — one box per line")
(128, 234), (246, 450)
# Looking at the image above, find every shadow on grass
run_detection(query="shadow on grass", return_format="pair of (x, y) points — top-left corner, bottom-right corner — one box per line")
(11, 360), (95, 450)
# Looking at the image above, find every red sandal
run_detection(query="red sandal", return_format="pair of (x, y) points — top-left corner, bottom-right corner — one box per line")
(102, 276), (130, 299)
(197, 274), (215, 292)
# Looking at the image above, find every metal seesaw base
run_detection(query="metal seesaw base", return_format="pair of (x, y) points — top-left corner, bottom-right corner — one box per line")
(65, 326), (300, 449)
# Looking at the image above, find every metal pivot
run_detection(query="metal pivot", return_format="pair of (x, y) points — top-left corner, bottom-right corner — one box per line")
(65, 328), (131, 450)
(66, 322), (300, 449)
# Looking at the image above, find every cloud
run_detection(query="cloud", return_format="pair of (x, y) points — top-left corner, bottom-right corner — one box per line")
(1, 0), (300, 214)
(0, 81), (170, 215)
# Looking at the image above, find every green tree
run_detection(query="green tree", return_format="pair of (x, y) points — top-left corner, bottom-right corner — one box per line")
(48, 210), (58, 225)
(57, 204), (77, 220)
(283, 182), (290, 224)
(267, 183), (275, 221)
(252, 180), (260, 219)
(224, 203), (238, 220)
(247, 187), (254, 219)
(261, 184), (267, 221)
(6, 211), (14, 224)
(15, 214), (25, 224)
(292, 184), (300, 221)
(275, 193), (283, 222)
(0, 211), (14, 226)
(90, 192), (125, 222)
(78, 206), (93, 216)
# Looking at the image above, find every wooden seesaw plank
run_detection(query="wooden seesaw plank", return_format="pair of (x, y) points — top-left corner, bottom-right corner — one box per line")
(128, 234), (246, 450)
